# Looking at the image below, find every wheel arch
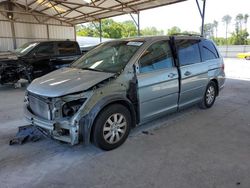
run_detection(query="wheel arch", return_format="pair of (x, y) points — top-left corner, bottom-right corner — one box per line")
(79, 95), (137, 145)
(210, 78), (219, 96)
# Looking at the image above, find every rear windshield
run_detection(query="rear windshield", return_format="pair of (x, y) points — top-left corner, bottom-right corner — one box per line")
(71, 41), (143, 73)
(57, 42), (80, 55)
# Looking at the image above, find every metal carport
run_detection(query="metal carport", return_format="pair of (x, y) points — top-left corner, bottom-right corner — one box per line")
(0, 0), (206, 50)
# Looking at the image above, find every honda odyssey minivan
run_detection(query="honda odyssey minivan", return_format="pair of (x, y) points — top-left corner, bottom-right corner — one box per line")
(24, 35), (225, 150)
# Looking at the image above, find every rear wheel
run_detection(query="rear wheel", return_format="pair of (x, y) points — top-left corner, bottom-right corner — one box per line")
(92, 104), (131, 150)
(199, 81), (217, 109)
(245, 56), (250, 60)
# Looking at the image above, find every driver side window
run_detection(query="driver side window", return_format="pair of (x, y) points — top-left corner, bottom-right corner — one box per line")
(139, 40), (173, 73)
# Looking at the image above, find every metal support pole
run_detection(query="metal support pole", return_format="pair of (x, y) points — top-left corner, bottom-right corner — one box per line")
(7, 0), (16, 49)
(46, 24), (50, 40)
(10, 21), (16, 49)
(73, 25), (76, 41)
(130, 12), (140, 36)
(201, 0), (206, 36)
(196, 0), (206, 36)
(137, 12), (140, 36)
(99, 19), (102, 43)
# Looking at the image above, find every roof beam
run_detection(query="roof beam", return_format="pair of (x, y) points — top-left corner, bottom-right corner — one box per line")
(28, 0), (47, 13)
(0, 9), (73, 25)
(114, 0), (137, 12)
(5, 0), (187, 25)
(66, 0), (147, 23)
(50, 1), (98, 22)
(48, 1), (62, 18)
(52, 0), (132, 14)
(27, 0), (37, 7)
(38, 1), (60, 12)
(70, 0), (186, 24)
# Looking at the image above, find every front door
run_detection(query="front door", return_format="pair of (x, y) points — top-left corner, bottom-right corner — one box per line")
(31, 42), (56, 78)
(136, 40), (179, 123)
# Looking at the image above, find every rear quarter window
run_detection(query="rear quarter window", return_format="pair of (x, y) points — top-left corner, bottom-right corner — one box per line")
(199, 40), (219, 61)
(57, 42), (80, 56)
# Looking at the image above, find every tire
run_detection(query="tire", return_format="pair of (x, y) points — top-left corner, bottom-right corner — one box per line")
(92, 104), (131, 150)
(199, 81), (217, 109)
(245, 56), (250, 60)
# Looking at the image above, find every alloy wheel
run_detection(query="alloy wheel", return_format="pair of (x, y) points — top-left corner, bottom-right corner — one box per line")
(102, 113), (127, 144)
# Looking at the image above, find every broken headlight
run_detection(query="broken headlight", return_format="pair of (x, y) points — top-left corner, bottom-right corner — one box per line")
(24, 91), (29, 105)
(62, 98), (86, 117)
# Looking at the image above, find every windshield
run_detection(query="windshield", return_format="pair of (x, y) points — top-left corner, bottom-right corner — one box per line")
(71, 41), (143, 73)
(15, 42), (39, 56)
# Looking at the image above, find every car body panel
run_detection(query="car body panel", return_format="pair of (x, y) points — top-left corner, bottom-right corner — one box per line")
(137, 67), (179, 122)
(27, 67), (115, 97)
(178, 62), (209, 108)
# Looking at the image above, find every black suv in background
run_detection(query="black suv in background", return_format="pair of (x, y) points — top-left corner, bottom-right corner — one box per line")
(0, 40), (81, 85)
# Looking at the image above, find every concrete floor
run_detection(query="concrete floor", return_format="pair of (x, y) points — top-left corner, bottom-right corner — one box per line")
(0, 58), (250, 188)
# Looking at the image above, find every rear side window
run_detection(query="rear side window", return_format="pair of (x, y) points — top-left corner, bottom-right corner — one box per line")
(57, 42), (79, 55)
(139, 40), (173, 73)
(199, 40), (219, 61)
(36, 43), (55, 56)
(177, 39), (201, 66)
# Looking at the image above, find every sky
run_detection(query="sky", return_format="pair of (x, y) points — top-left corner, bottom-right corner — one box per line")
(112, 0), (250, 37)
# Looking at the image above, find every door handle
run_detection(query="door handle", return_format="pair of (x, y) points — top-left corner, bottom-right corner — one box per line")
(184, 71), (191, 76)
(168, 73), (176, 78)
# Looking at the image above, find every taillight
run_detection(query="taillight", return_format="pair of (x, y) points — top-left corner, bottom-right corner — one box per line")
(222, 63), (225, 71)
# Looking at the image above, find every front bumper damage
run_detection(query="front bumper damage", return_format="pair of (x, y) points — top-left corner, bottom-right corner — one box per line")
(0, 61), (32, 85)
(24, 105), (80, 145)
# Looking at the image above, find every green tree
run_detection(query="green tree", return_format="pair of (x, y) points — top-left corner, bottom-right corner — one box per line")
(236, 13), (244, 31)
(213, 37), (227, 46)
(141, 27), (164, 36)
(222, 15), (232, 45)
(99, 19), (123, 38)
(121, 20), (137, 38)
(230, 29), (249, 45)
(213, 20), (218, 38)
(244, 14), (249, 29)
(77, 19), (138, 38)
(167, 26), (181, 35)
(203, 23), (214, 38)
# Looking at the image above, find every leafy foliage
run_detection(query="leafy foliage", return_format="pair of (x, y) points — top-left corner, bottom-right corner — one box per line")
(76, 14), (250, 45)
(77, 19), (165, 38)
(141, 27), (164, 36)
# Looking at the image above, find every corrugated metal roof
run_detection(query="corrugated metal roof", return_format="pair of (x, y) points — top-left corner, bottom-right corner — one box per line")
(2, 0), (187, 25)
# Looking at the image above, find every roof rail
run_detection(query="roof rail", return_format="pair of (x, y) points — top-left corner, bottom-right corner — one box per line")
(170, 33), (203, 37)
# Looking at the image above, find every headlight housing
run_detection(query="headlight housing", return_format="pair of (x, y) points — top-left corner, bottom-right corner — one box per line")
(62, 98), (86, 117)
(24, 91), (29, 105)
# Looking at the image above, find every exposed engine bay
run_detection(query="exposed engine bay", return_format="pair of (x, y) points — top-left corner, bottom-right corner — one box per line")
(0, 61), (32, 85)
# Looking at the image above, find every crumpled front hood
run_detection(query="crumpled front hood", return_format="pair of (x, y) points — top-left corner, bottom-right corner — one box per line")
(27, 67), (115, 97)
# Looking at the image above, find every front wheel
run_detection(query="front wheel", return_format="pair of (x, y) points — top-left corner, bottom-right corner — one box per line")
(199, 81), (217, 109)
(92, 104), (131, 150)
(245, 56), (250, 60)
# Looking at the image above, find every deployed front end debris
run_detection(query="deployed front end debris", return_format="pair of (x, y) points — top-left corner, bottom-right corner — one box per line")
(9, 125), (45, 145)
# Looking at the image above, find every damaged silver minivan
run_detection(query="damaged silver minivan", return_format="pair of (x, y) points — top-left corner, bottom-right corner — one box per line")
(24, 36), (225, 150)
